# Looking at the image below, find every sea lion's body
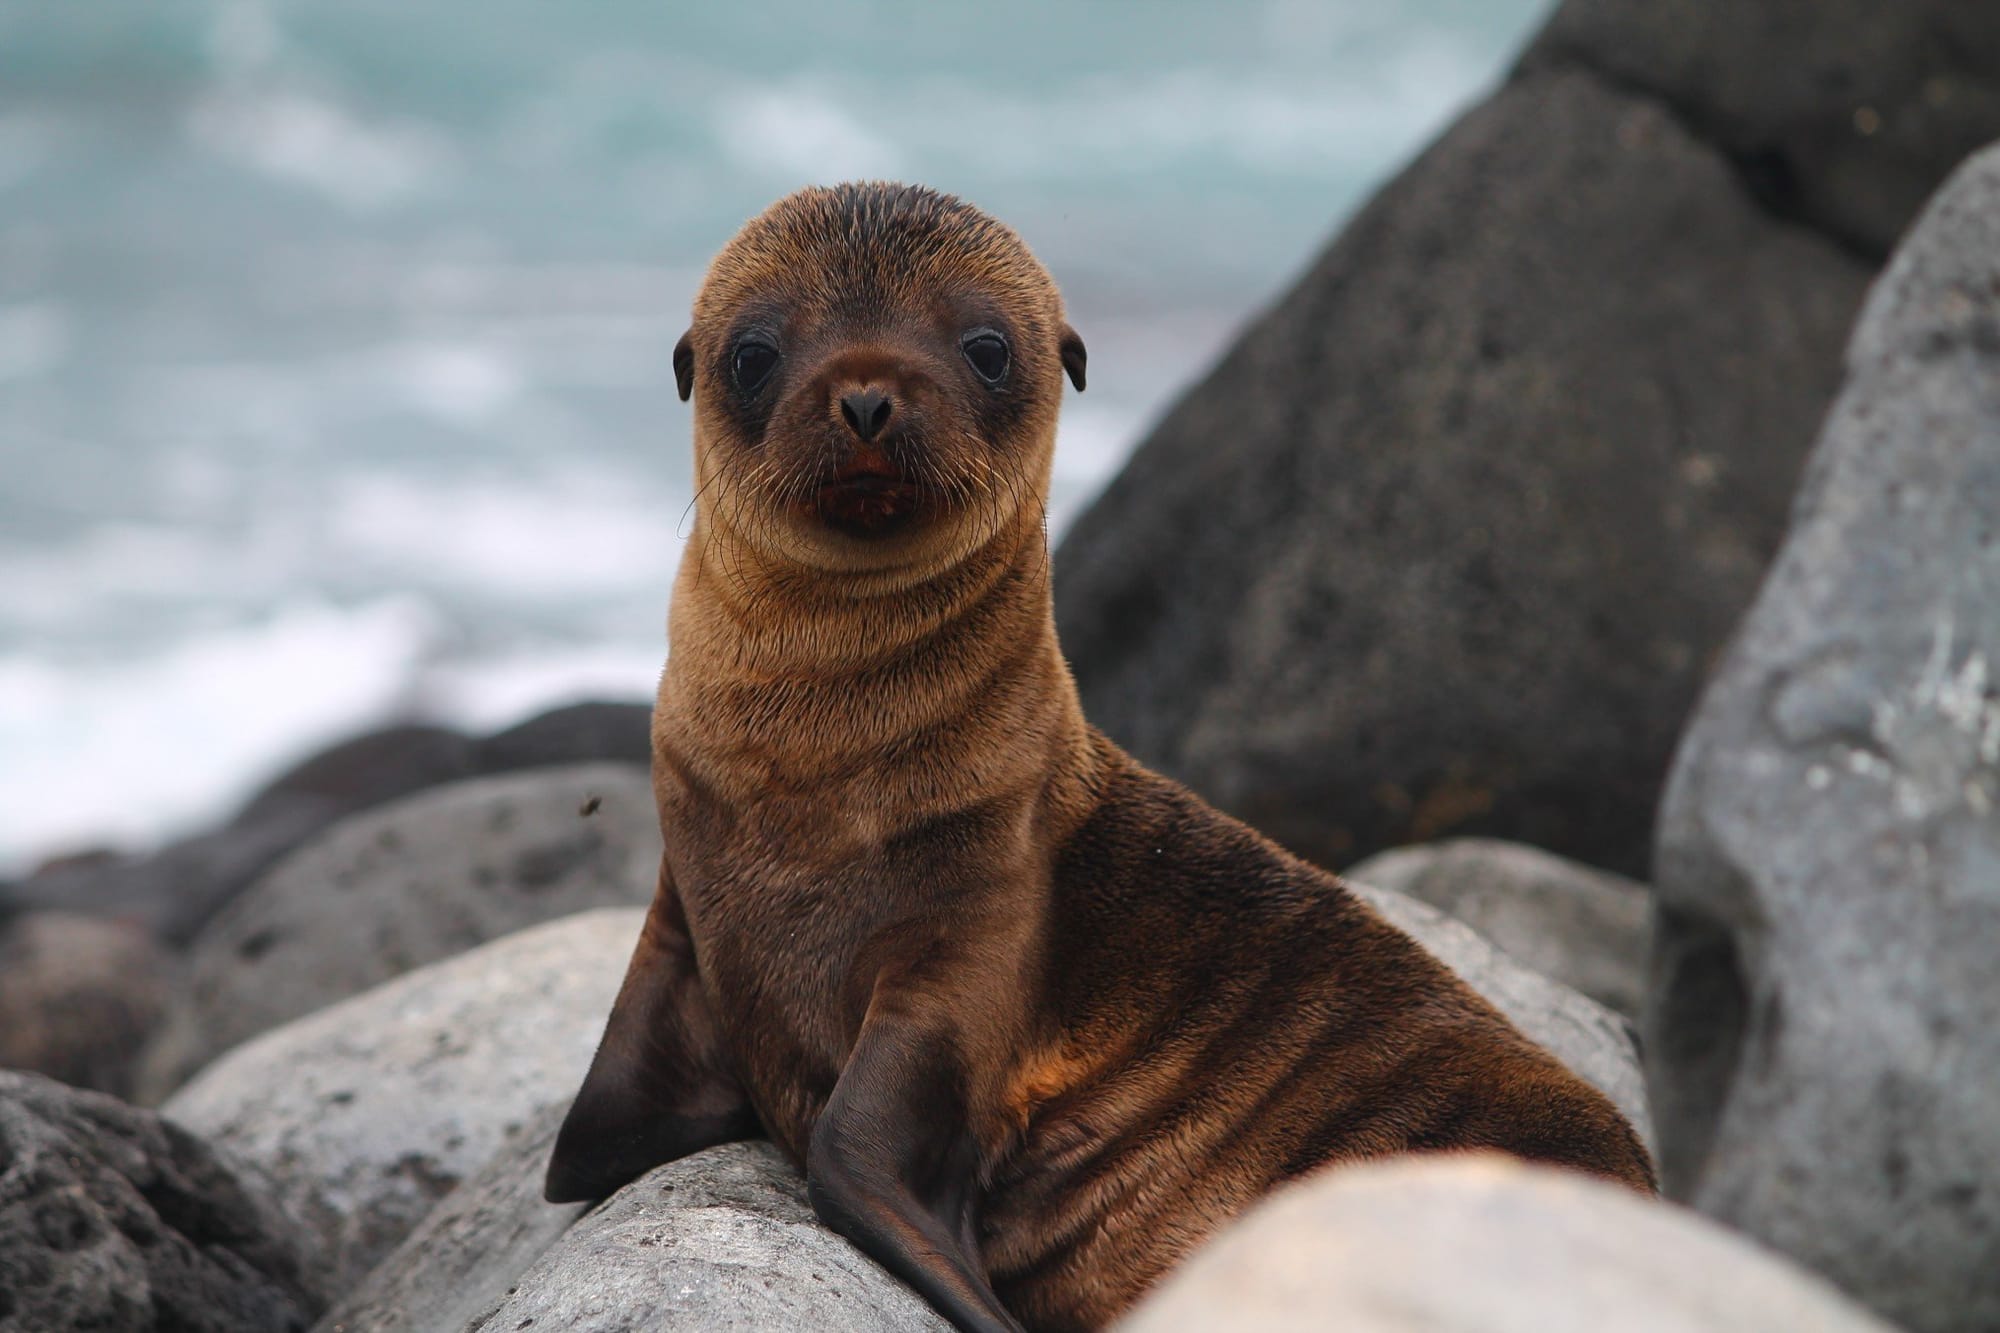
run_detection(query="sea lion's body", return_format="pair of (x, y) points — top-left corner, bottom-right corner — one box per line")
(547, 183), (1653, 1333)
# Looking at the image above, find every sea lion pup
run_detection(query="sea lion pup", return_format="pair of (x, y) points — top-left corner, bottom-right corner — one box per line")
(545, 182), (1654, 1333)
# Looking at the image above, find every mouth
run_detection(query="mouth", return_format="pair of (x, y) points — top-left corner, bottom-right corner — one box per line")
(814, 467), (922, 537)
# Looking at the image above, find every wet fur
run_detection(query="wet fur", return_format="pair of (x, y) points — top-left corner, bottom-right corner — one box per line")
(547, 183), (1655, 1333)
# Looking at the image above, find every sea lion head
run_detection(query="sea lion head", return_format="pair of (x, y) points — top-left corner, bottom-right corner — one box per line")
(676, 182), (1085, 576)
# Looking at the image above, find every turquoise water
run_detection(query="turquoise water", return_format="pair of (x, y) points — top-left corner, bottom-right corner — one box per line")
(0, 0), (1549, 865)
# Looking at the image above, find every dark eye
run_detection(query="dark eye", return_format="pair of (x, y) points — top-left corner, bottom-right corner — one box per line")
(732, 339), (780, 393)
(961, 331), (1009, 385)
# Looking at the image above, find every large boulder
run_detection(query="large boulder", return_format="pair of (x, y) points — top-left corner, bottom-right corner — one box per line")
(1351, 883), (1650, 1146)
(162, 909), (640, 1289)
(0, 1070), (326, 1332)
(1522, 0), (2000, 256)
(140, 763), (655, 1099)
(1649, 144), (2000, 1333)
(1347, 839), (1650, 1018)
(0, 911), (179, 1099)
(1055, 0), (2000, 880)
(311, 1105), (585, 1333)
(467, 1142), (951, 1333)
(1114, 1154), (1894, 1333)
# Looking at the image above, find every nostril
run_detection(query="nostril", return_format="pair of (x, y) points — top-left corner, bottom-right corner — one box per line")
(840, 388), (893, 442)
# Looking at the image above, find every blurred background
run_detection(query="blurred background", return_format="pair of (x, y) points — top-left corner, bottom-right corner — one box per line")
(0, 0), (1549, 870)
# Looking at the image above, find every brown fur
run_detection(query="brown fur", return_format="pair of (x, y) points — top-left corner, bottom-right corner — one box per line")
(547, 183), (1654, 1333)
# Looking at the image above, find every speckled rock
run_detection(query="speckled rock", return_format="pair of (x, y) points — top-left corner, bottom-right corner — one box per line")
(312, 1105), (584, 1333)
(1352, 883), (1652, 1148)
(0, 1070), (325, 1333)
(161, 909), (641, 1289)
(140, 764), (655, 1099)
(0, 911), (180, 1099)
(1115, 1154), (1895, 1333)
(469, 1141), (951, 1333)
(1650, 144), (2000, 1333)
(1347, 839), (1651, 1018)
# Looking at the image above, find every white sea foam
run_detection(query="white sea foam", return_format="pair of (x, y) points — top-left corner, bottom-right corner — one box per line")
(0, 601), (686, 874)
(0, 597), (440, 869)
(189, 85), (454, 212)
(417, 642), (665, 733)
(975, 54), (1482, 177)
(704, 39), (1490, 189)
(323, 470), (684, 600)
(714, 84), (910, 183)
(388, 342), (526, 425)
(186, 0), (452, 212)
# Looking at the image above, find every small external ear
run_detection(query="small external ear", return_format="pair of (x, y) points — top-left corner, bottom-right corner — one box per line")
(673, 332), (695, 402)
(1059, 325), (1087, 392)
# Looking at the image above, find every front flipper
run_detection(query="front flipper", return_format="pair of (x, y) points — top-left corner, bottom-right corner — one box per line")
(545, 862), (757, 1202)
(807, 984), (1023, 1333)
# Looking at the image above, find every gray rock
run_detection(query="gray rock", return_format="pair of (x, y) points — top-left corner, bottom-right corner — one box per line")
(1114, 1154), (1895, 1333)
(470, 1141), (951, 1333)
(0, 1069), (326, 1333)
(4, 724), (480, 944)
(473, 701), (653, 772)
(1055, 61), (1869, 881)
(0, 911), (179, 1099)
(3, 702), (654, 947)
(141, 763), (655, 1100)
(162, 909), (641, 1290)
(1649, 144), (2000, 1333)
(1350, 883), (1652, 1148)
(292, 891), (1643, 1331)
(1347, 839), (1651, 1018)
(1523, 0), (2000, 256)
(313, 1105), (584, 1333)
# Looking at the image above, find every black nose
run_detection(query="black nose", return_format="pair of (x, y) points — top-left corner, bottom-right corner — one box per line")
(839, 388), (893, 442)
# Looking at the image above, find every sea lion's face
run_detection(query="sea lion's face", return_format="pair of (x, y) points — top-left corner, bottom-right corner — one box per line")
(678, 184), (1085, 575)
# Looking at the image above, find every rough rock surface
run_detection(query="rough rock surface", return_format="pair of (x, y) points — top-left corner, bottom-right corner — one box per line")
(1352, 883), (1651, 1147)
(1115, 1154), (1895, 1333)
(0, 911), (179, 1099)
(1650, 145), (2000, 1333)
(1051, 0), (2000, 878)
(312, 1105), (584, 1333)
(1347, 839), (1650, 1018)
(1522, 0), (2000, 256)
(3, 701), (654, 945)
(469, 1142), (951, 1333)
(161, 909), (641, 1290)
(141, 763), (655, 1099)
(0, 1070), (325, 1333)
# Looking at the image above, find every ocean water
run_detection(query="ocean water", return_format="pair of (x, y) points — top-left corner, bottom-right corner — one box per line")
(0, 0), (1549, 869)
